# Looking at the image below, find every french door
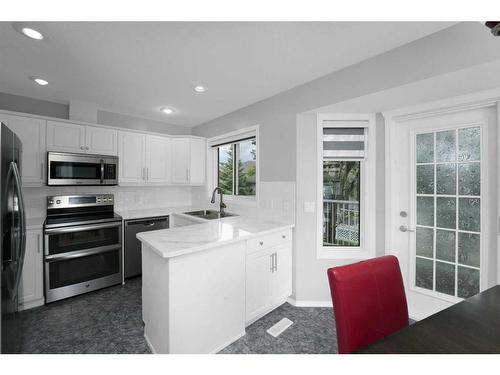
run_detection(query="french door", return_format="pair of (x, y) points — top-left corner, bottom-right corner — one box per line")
(387, 105), (496, 319)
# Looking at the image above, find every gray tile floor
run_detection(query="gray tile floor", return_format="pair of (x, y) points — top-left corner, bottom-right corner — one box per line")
(18, 277), (338, 354)
(19, 277), (150, 354)
(219, 304), (338, 354)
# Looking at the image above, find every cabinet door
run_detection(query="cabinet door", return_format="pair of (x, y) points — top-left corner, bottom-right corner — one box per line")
(189, 138), (206, 185)
(146, 135), (171, 184)
(118, 131), (146, 185)
(245, 250), (273, 323)
(85, 125), (118, 156)
(47, 120), (86, 153)
(3, 115), (46, 186)
(19, 230), (44, 310)
(271, 243), (293, 304)
(171, 138), (190, 184)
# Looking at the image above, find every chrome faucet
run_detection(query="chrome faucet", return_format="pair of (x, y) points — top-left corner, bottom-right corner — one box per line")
(211, 187), (226, 215)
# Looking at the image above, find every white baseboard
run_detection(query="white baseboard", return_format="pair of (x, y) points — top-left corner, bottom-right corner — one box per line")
(210, 331), (246, 354)
(287, 297), (332, 307)
(144, 334), (157, 354)
(18, 298), (44, 311)
(145, 331), (246, 354)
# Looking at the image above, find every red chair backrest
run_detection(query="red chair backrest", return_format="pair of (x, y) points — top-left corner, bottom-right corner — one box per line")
(327, 255), (409, 354)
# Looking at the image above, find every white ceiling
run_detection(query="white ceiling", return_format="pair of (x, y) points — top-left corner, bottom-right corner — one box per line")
(0, 22), (456, 127)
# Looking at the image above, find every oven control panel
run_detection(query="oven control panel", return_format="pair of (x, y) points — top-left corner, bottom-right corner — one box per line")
(47, 194), (114, 209)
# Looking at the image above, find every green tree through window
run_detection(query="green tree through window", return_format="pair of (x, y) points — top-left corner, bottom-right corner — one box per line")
(217, 139), (256, 196)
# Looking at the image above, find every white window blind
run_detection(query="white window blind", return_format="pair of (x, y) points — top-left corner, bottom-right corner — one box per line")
(322, 121), (368, 160)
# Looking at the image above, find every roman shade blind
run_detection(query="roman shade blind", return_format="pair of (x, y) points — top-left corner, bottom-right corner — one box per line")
(322, 120), (368, 160)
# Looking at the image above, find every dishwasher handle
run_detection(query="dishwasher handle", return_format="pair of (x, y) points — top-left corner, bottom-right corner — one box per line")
(125, 216), (169, 228)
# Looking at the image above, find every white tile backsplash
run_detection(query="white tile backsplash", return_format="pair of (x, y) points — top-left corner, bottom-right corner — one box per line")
(22, 185), (193, 219)
(191, 181), (296, 224)
(24, 181), (296, 225)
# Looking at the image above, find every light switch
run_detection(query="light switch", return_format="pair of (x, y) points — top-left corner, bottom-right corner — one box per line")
(303, 201), (315, 213)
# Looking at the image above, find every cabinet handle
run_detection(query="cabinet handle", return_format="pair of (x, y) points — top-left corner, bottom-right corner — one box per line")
(40, 163), (43, 180)
(86, 146), (89, 150)
(146, 167), (149, 180)
(186, 168), (189, 181)
(80, 146), (85, 150)
(37, 234), (41, 253)
(270, 254), (274, 272)
(274, 252), (277, 272)
(259, 241), (264, 246)
(282, 235), (286, 239)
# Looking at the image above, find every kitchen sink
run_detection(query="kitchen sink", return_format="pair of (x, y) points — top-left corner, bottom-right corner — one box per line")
(183, 209), (237, 220)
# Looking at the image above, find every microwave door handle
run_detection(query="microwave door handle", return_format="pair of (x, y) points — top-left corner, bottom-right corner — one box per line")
(9, 162), (26, 300)
(100, 159), (104, 184)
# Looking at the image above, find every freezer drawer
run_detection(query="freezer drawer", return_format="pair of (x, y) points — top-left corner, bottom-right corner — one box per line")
(124, 216), (169, 278)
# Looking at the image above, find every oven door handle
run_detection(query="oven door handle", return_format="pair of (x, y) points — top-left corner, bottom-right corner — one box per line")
(100, 159), (104, 184)
(45, 244), (122, 262)
(44, 221), (122, 234)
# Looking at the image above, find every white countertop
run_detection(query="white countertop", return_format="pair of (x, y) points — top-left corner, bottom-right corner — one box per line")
(116, 206), (206, 220)
(137, 215), (293, 259)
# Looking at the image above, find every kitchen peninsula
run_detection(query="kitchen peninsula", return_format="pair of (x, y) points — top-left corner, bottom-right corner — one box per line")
(137, 214), (293, 354)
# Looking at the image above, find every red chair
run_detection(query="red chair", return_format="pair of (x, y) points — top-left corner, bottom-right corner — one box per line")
(327, 255), (409, 354)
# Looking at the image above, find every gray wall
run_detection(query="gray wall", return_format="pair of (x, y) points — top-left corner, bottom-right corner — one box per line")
(192, 22), (500, 181)
(0, 92), (190, 135)
(97, 110), (190, 135)
(0, 92), (69, 119)
(293, 113), (386, 302)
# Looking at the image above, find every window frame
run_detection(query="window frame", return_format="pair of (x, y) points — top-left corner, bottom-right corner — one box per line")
(208, 125), (259, 205)
(317, 114), (376, 260)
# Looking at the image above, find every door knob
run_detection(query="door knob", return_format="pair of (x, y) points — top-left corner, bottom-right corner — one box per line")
(399, 225), (415, 233)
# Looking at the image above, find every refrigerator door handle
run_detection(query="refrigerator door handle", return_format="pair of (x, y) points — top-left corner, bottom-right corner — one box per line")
(9, 161), (26, 300)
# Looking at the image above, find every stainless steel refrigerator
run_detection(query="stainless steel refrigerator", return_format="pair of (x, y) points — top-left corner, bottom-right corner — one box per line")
(0, 122), (26, 353)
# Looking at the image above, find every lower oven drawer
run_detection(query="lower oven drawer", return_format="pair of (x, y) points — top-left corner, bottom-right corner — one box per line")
(44, 246), (122, 303)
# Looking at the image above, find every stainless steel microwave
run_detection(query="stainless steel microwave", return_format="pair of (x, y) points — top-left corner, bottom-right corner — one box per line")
(47, 152), (118, 186)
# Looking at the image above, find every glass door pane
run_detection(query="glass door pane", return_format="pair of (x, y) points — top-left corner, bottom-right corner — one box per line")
(414, 126), (481, 299)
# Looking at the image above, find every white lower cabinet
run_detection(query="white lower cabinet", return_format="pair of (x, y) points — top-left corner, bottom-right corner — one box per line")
(245, 229), (292, 325)
(18, 228), (44, 311)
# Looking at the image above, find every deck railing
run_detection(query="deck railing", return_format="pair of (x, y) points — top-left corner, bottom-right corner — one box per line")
(323, 199), (360, 246)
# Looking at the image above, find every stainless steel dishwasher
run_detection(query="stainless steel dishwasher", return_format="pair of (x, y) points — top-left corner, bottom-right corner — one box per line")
(124, 216), (169, 278)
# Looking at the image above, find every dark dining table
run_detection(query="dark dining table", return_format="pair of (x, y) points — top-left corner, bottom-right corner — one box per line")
(358, 285), (500, 353)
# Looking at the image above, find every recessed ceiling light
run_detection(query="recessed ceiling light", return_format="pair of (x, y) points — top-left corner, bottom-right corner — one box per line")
(193, 85), (207, 93)
(30, 77), (49, 86)
(21, 27), (44, 40)
(161, 107), (174, 115)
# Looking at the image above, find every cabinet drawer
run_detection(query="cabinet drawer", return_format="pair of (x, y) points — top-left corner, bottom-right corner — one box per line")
(246, 229), (292, 254)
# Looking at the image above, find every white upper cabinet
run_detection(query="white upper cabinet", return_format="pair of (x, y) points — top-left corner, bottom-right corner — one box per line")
(118, 131), (146, 185)
(2, 115), (46, 186)
(47, 120), (86, 153)
(171, 138), (190, 184)
(146, 135), (172, 185)
(172, 137), (206, 185)
(47, 120), (117, 155)
(189, 138), (206, 185)
(86, 125), (118, 155)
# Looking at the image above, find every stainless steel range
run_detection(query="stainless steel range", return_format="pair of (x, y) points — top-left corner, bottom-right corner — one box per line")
(43, 194), (122, 303)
